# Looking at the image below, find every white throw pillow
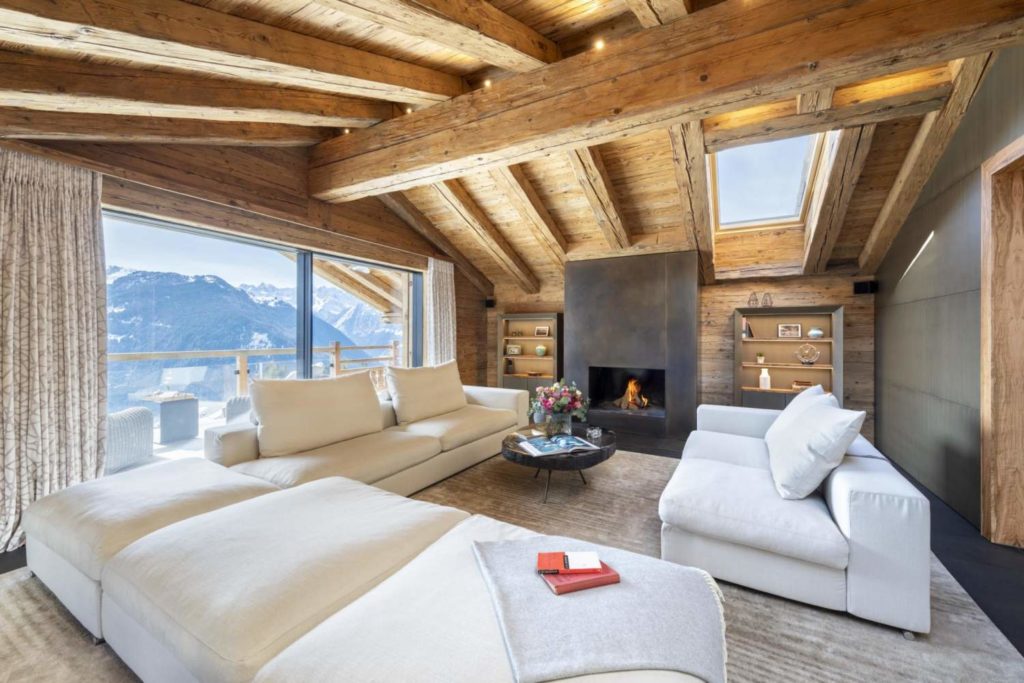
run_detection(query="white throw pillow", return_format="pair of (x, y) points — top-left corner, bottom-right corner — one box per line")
(763, 385), (833, 443)
(250, 372), (382, 457)
(766, 402), (867, 500)
(386, 361), (466, 424)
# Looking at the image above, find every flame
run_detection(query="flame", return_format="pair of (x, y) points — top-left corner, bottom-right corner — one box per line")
(620, 378), (649, 410)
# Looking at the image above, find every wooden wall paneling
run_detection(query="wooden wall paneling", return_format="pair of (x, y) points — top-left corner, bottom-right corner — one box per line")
(980, 135), (1024, 548)
(699, 273), (875, 439)
(311, 0), (560, 72)
(309, 0), (1024, 200)
(0, 50), (391, 128)
(433, 179), (541, 293)
(859, 54), (996, 274)
(714, 226), (807, 280)
(803, 125), (876, 273)
(668, 121), (715, 284)
(0, 0), (464, 104)
(455, 268), (488, 385)
(567, 147), (632, 250)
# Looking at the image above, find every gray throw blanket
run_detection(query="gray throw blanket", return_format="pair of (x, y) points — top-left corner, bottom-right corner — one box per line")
(473, 537), (727, 683)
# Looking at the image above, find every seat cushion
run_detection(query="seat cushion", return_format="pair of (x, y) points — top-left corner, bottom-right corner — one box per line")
(255, 515), (703, 683)
(230, 429), (441, 488)
(682, 430), (770, 470)
(250, 372), (382, 457)
(659, 458), (849, 570)
(386, 361), (467, 424)
(23, 458), (276, 581)
(102, 477), (468, 683)
(401, 404), (518, 451)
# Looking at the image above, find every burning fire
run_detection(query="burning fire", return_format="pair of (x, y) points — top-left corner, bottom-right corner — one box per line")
(616, 378), (650, 411)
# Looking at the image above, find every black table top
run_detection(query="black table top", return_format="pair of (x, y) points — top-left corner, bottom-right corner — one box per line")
(501, 426), (617, 471)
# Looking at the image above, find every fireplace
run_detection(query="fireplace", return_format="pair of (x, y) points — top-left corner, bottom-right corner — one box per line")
(589, 367), (667, 419)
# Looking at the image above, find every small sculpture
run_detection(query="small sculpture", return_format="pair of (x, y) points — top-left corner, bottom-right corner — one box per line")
(761, 292), (774, 308)
(795, 344), (821, 366)
(747, 292), (760, 307)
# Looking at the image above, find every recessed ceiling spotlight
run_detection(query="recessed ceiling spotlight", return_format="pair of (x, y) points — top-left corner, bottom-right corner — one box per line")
(342, 128), (350, 135)
(405, 106), (413, 114)
(483, 78), (493, 88)
(593, 38), (606, 51)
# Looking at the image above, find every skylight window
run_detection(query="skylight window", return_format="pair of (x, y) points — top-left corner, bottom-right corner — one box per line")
(712, 135), (822, 230)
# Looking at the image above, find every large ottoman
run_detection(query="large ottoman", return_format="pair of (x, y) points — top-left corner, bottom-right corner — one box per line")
(100, 476), (469, 683)
(23, 458), (278, 639)
(256, 515), (707, 683)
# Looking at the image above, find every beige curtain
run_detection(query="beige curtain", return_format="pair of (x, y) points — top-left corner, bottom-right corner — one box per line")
(425, 257), (456, 365)
(1, 148), (106, 551)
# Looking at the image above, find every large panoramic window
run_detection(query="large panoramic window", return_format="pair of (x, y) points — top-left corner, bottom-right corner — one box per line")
(104, 212), (421, 458)
(711, 134), (822, 230)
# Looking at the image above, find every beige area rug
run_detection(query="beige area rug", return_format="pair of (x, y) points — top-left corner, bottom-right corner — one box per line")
(2, 451), (1022, 682)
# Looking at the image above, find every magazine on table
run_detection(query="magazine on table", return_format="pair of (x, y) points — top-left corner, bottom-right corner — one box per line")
(516, 434), (597, 457)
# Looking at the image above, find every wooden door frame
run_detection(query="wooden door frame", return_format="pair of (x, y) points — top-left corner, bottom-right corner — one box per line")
(980, 134), (1024, 548)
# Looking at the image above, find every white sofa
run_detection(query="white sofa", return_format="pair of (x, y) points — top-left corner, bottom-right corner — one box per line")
(205, 381), (528, 496)
(659, 404), (930, 634)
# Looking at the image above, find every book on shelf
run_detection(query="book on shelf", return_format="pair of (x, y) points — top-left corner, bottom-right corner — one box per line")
(514, 434), (597, 457)
(537, 551), (602, 574)
(541, 562), (620, 595)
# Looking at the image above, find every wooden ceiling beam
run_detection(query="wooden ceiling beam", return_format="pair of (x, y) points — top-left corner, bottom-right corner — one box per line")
(803, 125), (876, 274)
(379, 192), (494, 296)
(489, 165), (568, 267)
(0, 0), (464, 105)
(703, 65), (953, 151)
(0, 51), (391, 128)
(567, 148), (631, 250)
(624, 0), (693, 28)
(858, 53), (995, 274)
(0, 109), (335, 146)
(314, 260), (397, 313)
(312, 0), (559, 72)
(309, 0), (1024, 201)
(796, 87), (836, 114)
(668, 121), (715, 285)
(433, 180), (540, 293)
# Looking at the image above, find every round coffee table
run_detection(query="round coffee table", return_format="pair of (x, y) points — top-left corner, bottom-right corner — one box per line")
(501, 426), (617, 503)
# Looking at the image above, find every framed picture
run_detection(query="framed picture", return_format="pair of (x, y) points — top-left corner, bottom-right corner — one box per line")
(777, 323), (802, 338)
(534, 325), (550, 337)
(506, 344), (523, 356)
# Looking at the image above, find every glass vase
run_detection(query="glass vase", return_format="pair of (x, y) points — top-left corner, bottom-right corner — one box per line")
(543, 413), (572, 437)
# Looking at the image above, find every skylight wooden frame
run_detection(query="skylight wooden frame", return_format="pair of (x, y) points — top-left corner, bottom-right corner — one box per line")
(709, 133), (826, 234)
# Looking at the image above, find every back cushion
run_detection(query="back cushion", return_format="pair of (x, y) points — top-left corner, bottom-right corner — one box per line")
(764, 385), (832, 442)
(386, 361), (466, 424)
(250, 372), (382, 457)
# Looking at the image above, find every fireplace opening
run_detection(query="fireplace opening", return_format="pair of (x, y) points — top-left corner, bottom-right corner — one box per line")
(588, 367), (666, 419)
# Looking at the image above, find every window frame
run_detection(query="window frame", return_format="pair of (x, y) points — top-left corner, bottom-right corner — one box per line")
(709, 133), (827, 234)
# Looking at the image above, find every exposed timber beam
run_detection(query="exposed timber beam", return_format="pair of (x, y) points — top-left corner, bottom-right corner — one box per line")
(0, 0), (464, 105)
(567, 148), (631, 250)
(703, 64), (952, 151)
(668, 121), (715, 284)
(379, 192), (494, 296)
(796, 87), (836, 114)
(489, 165), (568, 266)
(309, 0), (1024, 201)
(858, 53), (995, 274)
(312, 0), (559, 72)
(0, 51), (391, 128)
(433, 180), (540, 293)
(624, 0), (693, 28)
(314, 260), (397, 313)
(803, 125), (876, 273)
(0, 109), (335, 146)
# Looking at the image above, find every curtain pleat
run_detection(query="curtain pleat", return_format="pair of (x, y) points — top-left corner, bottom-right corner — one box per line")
(424, 258), (456, 366)
(0, 148), (106, 551)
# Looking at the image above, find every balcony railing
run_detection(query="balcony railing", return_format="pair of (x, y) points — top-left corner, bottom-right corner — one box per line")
(109, 340), (400, 395)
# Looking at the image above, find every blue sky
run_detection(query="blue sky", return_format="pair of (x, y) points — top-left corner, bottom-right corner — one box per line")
(716, 135), (814, 225)
(103, 213), (298, 287)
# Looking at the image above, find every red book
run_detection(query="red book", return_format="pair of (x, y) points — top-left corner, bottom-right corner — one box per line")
(537, 551), (602, 574)
(542, 562), (620, 595)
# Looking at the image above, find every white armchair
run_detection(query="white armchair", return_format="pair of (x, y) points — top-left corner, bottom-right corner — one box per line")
(660, 404), (930, 633)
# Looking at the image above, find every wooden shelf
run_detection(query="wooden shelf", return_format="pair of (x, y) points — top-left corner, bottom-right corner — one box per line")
(741, 362), (833, 370)
(741, 386), (802, 395)
(503, 336), (553, 341)
(503, 373), (553, 379)
(504, 355), (553, 360)
(741, 338), (833, 343)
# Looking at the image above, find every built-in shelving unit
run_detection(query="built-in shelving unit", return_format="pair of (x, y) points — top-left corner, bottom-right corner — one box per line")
(498, 312), (562, 394)
(733, 305), (844, 409)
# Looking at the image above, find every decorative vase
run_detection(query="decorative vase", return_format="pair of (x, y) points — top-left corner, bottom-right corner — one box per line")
(756, 353), (766, 365)
(808, 327), (825, 339)
(535, 345), (547, 357)
(759, 368), (772, 390)
(543, 413), (572, 437)
(532, 409), (545, 425)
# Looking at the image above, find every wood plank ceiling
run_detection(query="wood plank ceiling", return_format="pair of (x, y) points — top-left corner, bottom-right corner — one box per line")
(0, 0), (1019, 300)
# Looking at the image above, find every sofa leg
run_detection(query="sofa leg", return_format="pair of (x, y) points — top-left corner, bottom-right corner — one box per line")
(902, 631), (916, 641)
(91, 636), (105, 646)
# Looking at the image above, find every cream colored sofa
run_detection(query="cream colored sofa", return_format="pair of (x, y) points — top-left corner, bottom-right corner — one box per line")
(204, 365), (529, 496)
